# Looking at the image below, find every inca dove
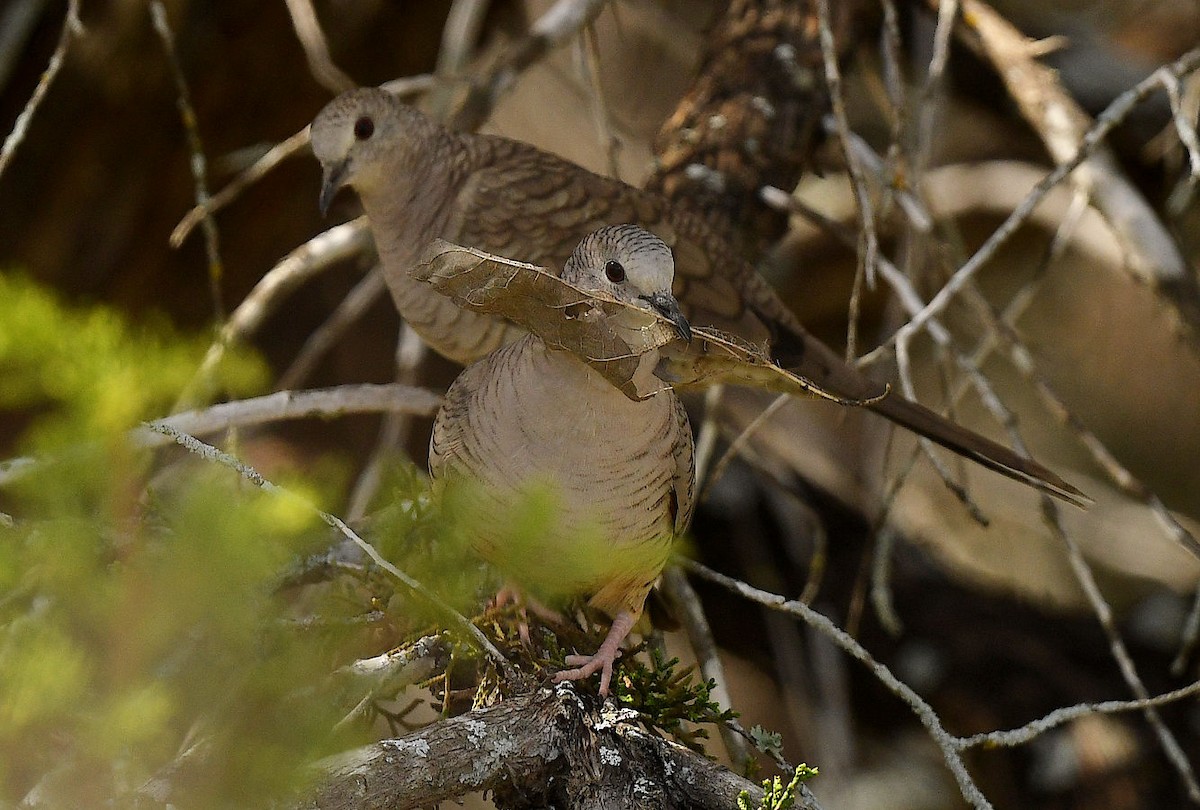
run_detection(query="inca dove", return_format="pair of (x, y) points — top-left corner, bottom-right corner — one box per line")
(312, 87), (1085, 505)
(428, 225), (694, 696)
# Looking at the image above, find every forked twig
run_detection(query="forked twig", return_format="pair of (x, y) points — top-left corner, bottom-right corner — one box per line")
(863, 46), (1200, 365)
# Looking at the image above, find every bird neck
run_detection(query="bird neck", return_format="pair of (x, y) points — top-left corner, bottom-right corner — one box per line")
(361, 133), (460, 268)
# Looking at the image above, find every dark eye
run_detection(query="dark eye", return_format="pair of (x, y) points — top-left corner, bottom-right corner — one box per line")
(604, 260), (625, 283)
(353, 116), (375, 140)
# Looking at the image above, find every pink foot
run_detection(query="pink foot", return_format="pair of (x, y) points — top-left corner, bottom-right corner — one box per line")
(553, 610), (636, 697)
(490, 587), (565, 644)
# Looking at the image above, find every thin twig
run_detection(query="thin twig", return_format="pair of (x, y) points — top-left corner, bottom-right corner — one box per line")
(660, 566), (751, 771)
(863, 46), (1200, 365)
(761, 181), (1003, 519)
(815, 0), (878, 360)
(343, 324), (428, 529)
(1037, 496), (1200, 801)
(915, 0), (958, 174)
(143, 421), (512, 674)
(956, 678), (1200, 751)
(334, 634), (447, 731)
(683, 560), (993, 810)
(894, 337), (989, 525)
(578, 23), (622, 179)
(0, 0), (78, 183)
(151, 1), (225, 322)
(699, 393), (789, 504)
(428, 0), (492, 120)
(171, 127), (311, 249)
(906, 161), (1200, 559)
(1164, 72), (1200, 180)
(170, 75), (433, 248)
(180, 218), (372, 408)
(869, 525), (903, 635)
(804, 145), (1200, 563)
(136, 384), (441, 449)
(1174, 586), (1200, 675)
(956, 0), (1198, 334)
(450, 0), (610, 132)
(277, 267), (388, 390)
(692, 384), (725, 492)
(283, 0), (355, 94)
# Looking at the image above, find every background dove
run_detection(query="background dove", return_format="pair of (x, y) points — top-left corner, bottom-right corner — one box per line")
(427, 225), (694, 697)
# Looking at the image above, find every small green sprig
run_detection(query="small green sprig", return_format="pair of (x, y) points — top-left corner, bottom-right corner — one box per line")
(737, 764), (819, 810)
(613, 645), (737, 751)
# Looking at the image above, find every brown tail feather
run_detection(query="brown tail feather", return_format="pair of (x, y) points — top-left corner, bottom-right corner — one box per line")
(866, 392), (1090, 508)
(770, 329), (1089, 508)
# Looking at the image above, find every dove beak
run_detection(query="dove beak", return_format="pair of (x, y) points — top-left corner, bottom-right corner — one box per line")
(641, 291), (692, 343)
(319, 159), (350, 217)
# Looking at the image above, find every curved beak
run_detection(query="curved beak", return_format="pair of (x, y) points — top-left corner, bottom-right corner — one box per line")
(640, 291), (692, 343)
(318, 159), (350, 217)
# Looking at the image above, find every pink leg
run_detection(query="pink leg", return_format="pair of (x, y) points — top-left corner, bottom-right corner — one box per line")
(554, 610), (637, 697)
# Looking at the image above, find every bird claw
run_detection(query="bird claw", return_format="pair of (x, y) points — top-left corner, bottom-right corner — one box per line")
(553, 610), (636, 697)
(555, 648), (623, 697)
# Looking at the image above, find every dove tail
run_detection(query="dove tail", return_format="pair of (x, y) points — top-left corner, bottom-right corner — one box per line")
(765, 324), (1089, 507)
(865, 393), (1090, 508)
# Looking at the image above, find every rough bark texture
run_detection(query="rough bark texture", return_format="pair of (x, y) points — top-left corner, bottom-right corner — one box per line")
(645, 0), (865, 257)
(297, 685), (777, 810)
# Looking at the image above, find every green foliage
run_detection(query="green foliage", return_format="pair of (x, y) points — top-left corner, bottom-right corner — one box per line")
(0, 273), (265, 452)
(737, 764), (819, 810)
(614, 645), (737, 751)
(748, 724), (785, 759)
(0, 276), (358, 806)
(367, 458), (491, 624)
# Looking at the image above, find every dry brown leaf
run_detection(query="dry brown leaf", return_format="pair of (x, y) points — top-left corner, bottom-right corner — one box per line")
(412, 240), (887, 407)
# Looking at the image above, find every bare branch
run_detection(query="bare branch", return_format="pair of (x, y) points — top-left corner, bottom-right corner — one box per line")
(659, 566), (752, 770)
(450, 0), (609, 131)
(864, 45), (1200, 364)
(283, 0), (355, 94)
(181, 218), (372, 408)
(151, 1), (225, 322)
(428, 0), (492, 120)
(333, 635), (449, 731)
(683, 560), (994, 810)
(1164, 72), (1200, 180)
(1038, 498), (1200, 801)
(955, 0), (1200, 339)
(957, 678), (1200, 751)
(170, 127), (311, 249)
(342, 324), (429, 530)
(277, 267), (388, 390)
(815, 0), (878, 358)
(297, 685), (776, 810)
(133, 384), (442, 450)
(0, 0), (79, 183)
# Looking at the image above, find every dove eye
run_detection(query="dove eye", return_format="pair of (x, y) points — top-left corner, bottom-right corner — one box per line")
(353, 116), (375, 141)
(604, 260), (625, 283)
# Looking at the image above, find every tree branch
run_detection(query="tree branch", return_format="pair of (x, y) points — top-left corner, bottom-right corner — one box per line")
(297, 684), (778, 810)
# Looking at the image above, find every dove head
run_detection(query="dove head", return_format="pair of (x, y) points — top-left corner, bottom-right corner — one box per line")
(311, 88), (438, 216)
(563, 225), (691, 343)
